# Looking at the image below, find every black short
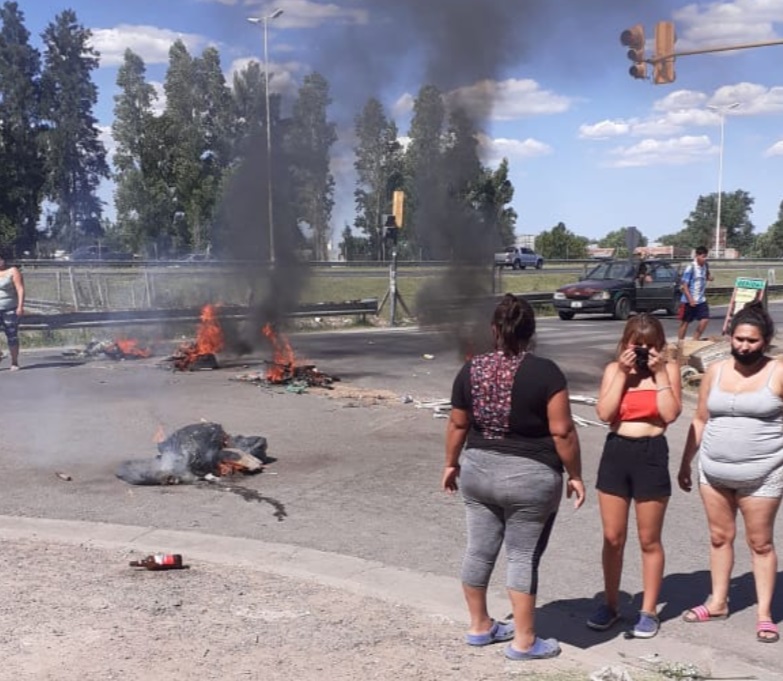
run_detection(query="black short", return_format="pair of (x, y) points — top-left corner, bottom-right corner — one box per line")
(596, 432), (671, 499)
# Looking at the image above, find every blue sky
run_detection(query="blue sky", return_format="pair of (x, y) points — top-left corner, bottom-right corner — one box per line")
(19, 0), (783, 247)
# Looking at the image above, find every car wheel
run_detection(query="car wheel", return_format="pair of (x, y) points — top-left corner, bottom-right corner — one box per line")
(666, 294), (680, 316)
(535, 260), (543, 270)
(558, 311), (575, 320)
(512, 261), (521, 270)
(613, 296), (631, 320)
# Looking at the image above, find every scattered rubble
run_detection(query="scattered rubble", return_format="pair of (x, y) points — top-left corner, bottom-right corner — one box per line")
(63, 338), (153, 361)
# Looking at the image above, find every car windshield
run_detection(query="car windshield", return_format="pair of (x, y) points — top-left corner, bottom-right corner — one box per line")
(585, 262), (635, 280)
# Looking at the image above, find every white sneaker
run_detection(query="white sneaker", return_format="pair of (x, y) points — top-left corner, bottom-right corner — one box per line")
(9, 364), (19, 371)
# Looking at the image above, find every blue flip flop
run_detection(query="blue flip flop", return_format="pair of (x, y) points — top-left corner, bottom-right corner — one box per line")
(504, 637), (561, 661)
(465, 619), (515, 646)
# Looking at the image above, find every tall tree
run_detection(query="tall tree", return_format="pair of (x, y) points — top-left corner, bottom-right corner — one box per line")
(752, 201), (783, 258)
(216, 60), (288, 263)
(597, 226), (649, 257)
(0, 1), (45, 254)
(287, 72), (337, 261)
(660, 190), (755, 255)
(161, 41), (235, 253)
(404, 84), (445, 259)
(40, 9), (108, 248)
(468, 158), (517, 248)
(536, 221), (588, 259)
(353, 97), (401, 260)
(112, 48), (162, 253)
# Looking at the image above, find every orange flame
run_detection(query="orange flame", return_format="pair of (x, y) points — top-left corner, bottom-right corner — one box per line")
(195, 304), (224, 355)
(262, 323), (296, 382)
(115, 338), (153, 358)
(173, 304), (225, 370)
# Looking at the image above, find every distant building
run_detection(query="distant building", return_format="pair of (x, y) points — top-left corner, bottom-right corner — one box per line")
(587, 246), (615, 259)
(634, 245), (691, 259)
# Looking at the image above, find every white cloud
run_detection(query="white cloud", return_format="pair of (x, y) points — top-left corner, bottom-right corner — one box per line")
(579, 120), (631, 139)
(89, 25), (209, 67)
(226, 57), (303, 97)
(709, 83), (783, 114)
(653, 90), (708, 112)
(392, 93), (415, 119)
(448, 78), (572, 121)
(477, 133), (552, 166)
(765, 139), (783, 156)
(243, 0), (368, 29)
(607, 135), (715, 168)
(674, 0), (783, 49)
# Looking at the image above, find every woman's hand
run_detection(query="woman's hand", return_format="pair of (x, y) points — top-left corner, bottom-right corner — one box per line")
(618, 347), (636, 374)
(647, 347), (667, 375)
(566, 477), (586, 509)
(677, 463), (693, 492)
(441, 465), (460, 494)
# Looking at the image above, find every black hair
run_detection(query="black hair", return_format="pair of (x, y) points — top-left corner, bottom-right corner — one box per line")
(694, 246), (708, 256)
(729, 301), (774, 346)
(492, 293), (535, 356)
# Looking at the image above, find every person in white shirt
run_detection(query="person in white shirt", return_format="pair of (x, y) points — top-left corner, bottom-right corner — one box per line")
(677, 247), (713, 341)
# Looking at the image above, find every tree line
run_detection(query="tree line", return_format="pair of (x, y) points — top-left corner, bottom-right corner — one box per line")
(1, 2), (782, 262)
(534, 191), (783, 260)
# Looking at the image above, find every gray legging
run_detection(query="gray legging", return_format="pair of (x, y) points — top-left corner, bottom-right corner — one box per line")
(460, 447), (562, 594)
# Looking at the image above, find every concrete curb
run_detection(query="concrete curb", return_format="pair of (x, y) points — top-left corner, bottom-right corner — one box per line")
(0, 515), (778, 679)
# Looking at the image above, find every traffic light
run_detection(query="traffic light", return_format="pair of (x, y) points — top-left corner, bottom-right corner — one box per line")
(384, 214), (399, 244)
(392, 190), (405, 228)
(621, 24), (647, 79)
(653, 21), (676, 84)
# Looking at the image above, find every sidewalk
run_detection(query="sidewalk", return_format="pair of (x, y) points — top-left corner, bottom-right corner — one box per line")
(0, 516), (778, 681)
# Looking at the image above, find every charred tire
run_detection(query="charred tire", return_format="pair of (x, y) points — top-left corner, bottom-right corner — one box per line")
(613, 296), (631, 321)
(535, 260), (543, 270)
(558, 311), (575, 320)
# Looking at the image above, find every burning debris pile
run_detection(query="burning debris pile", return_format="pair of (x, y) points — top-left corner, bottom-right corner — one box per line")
(232, 323), (339, 389)
(64, 338), (153, 361)
(160, 304), (225, 371)
(116, 422), (270, 486)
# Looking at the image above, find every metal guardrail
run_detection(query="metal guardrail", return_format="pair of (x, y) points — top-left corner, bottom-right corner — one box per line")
(16, 282), (783, 331)
(19, 299), (379, 331)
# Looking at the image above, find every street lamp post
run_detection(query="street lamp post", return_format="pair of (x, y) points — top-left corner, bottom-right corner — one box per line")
(247, 9), (283, 264)
(707, 102), (740, 259)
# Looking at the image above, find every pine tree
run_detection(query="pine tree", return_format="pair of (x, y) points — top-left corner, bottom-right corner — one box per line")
(353, 97), (401, 260)
(112, 48), (160, 253)
(288, 72), (337, 261)
(40, 9), (108, 248)
(0, 1), (45, 254)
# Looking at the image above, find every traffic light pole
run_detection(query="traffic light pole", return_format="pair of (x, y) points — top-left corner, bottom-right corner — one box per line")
(648, 38), (783, 64)
(377, 247), (411, 327)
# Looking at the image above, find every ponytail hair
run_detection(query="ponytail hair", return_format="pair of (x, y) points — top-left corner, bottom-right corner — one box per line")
(492, 293), (535, 356)
(729, 301), (774, 346)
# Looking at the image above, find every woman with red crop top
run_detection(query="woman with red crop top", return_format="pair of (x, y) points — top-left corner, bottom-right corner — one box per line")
(586, 313), (682, 639)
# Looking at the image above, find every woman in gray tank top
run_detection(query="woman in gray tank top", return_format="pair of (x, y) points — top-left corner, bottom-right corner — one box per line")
(678, 302), (782, 644)
(0, 249), (24, 370)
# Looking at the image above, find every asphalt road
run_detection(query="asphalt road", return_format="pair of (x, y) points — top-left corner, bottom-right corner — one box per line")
(1, 304), (782, 675)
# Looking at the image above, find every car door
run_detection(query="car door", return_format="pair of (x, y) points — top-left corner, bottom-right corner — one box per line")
(635, 262), (679, 311)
